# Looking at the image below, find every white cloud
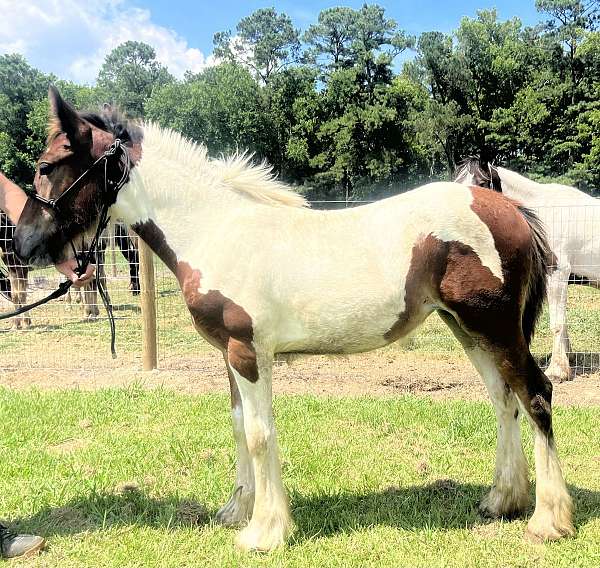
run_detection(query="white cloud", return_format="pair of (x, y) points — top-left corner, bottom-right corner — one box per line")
(0, 0), (213, 83)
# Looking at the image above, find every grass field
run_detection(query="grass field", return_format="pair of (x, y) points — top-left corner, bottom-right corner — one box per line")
(0, 389), (597, 568)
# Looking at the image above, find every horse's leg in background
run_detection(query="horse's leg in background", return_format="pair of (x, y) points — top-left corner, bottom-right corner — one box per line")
(6, 254), (30, 329)
(439, 312), (530, 518)
(82, 279), (99, 319)
(230, 350), (292, 551)
(82, 247), (106, 320)
(215, 359), (255, 527)
(546, 262), (572, 382)
(115, 223), (140, 295)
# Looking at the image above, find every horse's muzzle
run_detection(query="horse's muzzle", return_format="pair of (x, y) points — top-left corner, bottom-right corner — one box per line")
(13, 202), (63, 267)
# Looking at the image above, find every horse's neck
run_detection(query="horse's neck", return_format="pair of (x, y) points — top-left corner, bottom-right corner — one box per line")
(497, 169), (542, 203)
(113, 154), (246, 269)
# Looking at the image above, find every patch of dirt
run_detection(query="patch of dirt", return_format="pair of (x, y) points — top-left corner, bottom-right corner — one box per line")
(175, 500), (209, 526)
(0, 351), (599, 406)
(47, 439), (89, 455)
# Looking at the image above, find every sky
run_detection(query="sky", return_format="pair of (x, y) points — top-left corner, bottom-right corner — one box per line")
(0, 0), (544, 84)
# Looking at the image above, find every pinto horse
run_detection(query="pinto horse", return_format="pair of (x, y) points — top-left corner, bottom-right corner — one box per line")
(13, 88), (574, 551)
(456, 159), (600, 382)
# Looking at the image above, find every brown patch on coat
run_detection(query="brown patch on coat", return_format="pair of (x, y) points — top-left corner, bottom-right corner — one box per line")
(437, 187), (533, 340)
(384, 186), (555, 432)
(175, 261), (258, 382)
(384, 234), (448, 342)
(130, 220), (258, 381)
(131, 220), (178, 271)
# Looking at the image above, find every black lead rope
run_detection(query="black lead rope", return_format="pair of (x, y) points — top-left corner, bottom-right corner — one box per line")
(0, 139), (131, 359)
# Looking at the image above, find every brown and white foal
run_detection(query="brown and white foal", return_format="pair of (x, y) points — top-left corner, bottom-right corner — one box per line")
(13, 88), (574, 551)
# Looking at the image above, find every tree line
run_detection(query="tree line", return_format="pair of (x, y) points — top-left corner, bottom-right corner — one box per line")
(0, 0), (598, 200)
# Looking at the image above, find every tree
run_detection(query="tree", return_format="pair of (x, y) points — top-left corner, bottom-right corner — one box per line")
(146, 63), (267, 156)
(213, 8), (300, 84)
(536, 0), (600, 102)
(303, 8), (359, 72)
(0, 54), (50, 186)
(97, 41), (173, 116)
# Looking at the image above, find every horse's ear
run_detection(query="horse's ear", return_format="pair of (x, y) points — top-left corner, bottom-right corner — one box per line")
(48, 86), (91, 147)
(489, 165), (503, 192)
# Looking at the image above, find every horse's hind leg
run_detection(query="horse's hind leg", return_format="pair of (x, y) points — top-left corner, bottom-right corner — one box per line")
(439, 312), (529, 518)
(510, 351), (574, 541)
(442, 312), (574, 539)
(215, 359), (255, 527)
(546, 263), (572, 382)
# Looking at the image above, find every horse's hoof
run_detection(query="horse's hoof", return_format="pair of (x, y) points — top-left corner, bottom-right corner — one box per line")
(545, 362), (572, 383)
(216, 486), (254, 528)
(479, 493), (529, 520)
(235, 521), (288, 552)
(525, 510), (575, 543)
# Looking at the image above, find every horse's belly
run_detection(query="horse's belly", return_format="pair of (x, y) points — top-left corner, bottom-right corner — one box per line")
(273, 298), (409, 354)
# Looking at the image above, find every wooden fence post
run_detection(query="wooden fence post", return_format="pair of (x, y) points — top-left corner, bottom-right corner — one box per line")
(139, 239), (157, 371)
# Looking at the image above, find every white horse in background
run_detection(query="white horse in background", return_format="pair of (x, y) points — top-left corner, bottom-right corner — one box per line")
(456, 160), (600, 382)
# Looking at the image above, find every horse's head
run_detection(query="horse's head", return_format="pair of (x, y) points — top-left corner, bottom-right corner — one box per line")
(13, 86), (140, 266)
(454, 158), (503, 192)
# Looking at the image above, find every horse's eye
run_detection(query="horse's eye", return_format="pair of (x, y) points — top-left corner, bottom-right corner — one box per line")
(39, 162), (54, 176)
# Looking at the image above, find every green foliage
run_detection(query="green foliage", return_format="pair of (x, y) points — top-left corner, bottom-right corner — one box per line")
(0, 54), (51, 186)
(1, 3), (599, 198)
(97, 41), (173, 116)
(213, 8), (300, 84)
(146, 63), (266, 156)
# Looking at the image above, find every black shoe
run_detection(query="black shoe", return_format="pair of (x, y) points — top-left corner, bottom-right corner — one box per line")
(0, 524), (45, 559)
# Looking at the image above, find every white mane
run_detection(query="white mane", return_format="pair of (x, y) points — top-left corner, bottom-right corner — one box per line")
(141, 122), (308, 208)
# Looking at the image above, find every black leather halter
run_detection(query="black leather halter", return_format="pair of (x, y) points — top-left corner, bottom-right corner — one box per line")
(0, 139), (132, 358)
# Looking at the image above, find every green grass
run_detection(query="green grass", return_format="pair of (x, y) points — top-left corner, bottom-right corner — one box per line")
(0, 389), (598, 567)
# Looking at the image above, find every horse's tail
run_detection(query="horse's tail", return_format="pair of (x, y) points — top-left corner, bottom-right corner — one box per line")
(518, 205), (550, 344)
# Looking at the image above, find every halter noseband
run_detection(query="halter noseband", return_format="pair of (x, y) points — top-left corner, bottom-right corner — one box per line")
(0, 139), (133, 358)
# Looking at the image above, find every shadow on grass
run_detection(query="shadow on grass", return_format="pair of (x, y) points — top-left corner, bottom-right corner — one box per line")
(13, 489), (212, 537)
(11, 480), (600, 542)
(291, 480), (600, 541)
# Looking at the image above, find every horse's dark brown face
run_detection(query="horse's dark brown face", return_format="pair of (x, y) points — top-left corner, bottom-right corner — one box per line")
(13, 87), (115, 266)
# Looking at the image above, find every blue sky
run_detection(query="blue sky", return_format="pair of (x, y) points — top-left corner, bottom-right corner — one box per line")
(0, 0), (545, 83)
(132, 0), (542, 55)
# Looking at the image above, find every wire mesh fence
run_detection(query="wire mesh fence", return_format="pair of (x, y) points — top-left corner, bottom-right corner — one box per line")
(0, 201), (598, 377)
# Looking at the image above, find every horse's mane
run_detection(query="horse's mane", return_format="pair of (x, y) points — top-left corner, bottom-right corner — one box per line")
(46, 103), (143, 148)
(79, 107), (144, 147)
(141, 122), (309, 209)
(455, 157), (490, 184)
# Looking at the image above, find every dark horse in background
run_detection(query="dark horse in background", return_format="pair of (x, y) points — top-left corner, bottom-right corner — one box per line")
(0, 211), (30, 328)
(0, 213), (139, 324)
(66, 222), (140, 319)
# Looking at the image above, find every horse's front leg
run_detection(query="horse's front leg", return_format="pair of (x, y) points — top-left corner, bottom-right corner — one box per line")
(216, 360), (255, 527)
(230, 348), (292, 551)
(546, 264), (572, 382)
